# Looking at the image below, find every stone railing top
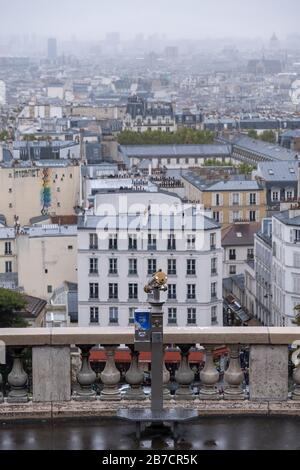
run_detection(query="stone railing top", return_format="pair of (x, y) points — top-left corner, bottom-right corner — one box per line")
(0, 327), (300, 346)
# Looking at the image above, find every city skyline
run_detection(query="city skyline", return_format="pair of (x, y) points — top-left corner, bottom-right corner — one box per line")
(0, 0), (299, 41)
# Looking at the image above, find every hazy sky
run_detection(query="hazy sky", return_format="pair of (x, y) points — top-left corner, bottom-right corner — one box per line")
(1, 0), (299, 40)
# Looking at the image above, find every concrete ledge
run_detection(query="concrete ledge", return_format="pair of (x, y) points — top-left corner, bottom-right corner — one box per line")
(1, 400), (300, 421)
(1, 326), (296, 346)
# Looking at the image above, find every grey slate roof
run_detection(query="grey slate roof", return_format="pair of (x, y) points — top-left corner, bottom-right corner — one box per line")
(231, 135), (298, 161)
(222, 223), (261, 247)
(120, 144), (231, 158)
(274, 210), (300, 227)
(255, 161), (299, 182)
(183, 171), (262, 192)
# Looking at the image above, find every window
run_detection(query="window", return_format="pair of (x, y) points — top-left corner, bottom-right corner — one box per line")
(249, 193), (257, 205)
(232, 193), (240, 205)
(187, 308), (196, 325)
(90, 307), (99, 324)
(167, 234), (176, 250)
(247, 249), (254, 260)
(109, 307), (118, 324)
(210, 233), (216, 250)
(5, 261), (12, 273)
(187, 259), (196, 275)
(294, 230), (300, 242)
(168, 284), (177, 300)
(129, 258), (137, 275)
(229, 249), (236, 260)
(272, 191), (279, 202)
(168, 308), (177, 325)
(128, 234), (137, 250)
(109, 283), (118, 300)
(148, 233), (157, 251)
(148, 259), (157, 275)
(230, 265), (237, 275)
(168, 259), (177, 275)
(187, 284), (196, 300)
(250, 211), (256, 222)
(129, 307), (135, 324)
(233, 211), (240, 222)
(211, 282), (217, 299)
(211, 258), (217, 275)
(213, 212), (220, 222)
(47, 285), (53, 294)
(68, 245), (73, 250)
(89, 283), (99, 299)
(187, 235), (195, 250)
(211, 306), (218, 325)
(215, 194), (221, 206)
(89, 233), (98, 250)
(109, 258), (118, 274)
(89, 258), (98, 274)
(129, 283), (138, 300)
(109, 234), (118, 250)
(286, 191), (294, 200)
(4, 242), (12, 255)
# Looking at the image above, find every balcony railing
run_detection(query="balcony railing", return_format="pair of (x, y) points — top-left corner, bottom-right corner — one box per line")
(0, 327), (299, 420)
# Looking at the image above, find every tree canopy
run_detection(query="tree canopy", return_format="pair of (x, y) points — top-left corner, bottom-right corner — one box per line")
(118, 129), (215, 145)
(247, 129), (277, 144)
(0, 289), (28, 328)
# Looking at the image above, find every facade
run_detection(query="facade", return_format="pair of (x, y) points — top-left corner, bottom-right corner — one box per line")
(0, 227), (18, 289)
(17, 224), (77, 300)
(0, 162), (81, 226)
(254, 219), (273, 325)
(222, 223), (259, 278)
(253, 161), (298, 213)
(124, 96), (176, 133)
(12, 141), (80, 161)
(77, 191), (223, 328)
(271, 209), (300, 326)
(182, 172), (266, 226)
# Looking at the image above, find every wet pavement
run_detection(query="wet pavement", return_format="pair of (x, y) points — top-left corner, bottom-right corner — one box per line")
(0, 417), (300, 450)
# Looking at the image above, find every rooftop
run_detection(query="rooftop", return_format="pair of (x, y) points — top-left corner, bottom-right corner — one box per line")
(222, 223), (261, 247)
(120, 144), (231, 158)
(230, 134), (298, 161)
(183, 171), (262, 192)
(254, 160), (299, 182)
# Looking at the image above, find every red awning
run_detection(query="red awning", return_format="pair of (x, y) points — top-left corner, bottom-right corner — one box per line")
(90, 347), (228, 364)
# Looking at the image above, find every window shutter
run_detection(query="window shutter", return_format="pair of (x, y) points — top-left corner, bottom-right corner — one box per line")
(229, 211), (233, 223)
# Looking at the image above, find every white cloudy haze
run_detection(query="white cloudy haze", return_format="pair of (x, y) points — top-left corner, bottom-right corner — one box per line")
(0, 0), (299, 40)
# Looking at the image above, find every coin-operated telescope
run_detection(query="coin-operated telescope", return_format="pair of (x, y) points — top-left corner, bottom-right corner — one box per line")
(144, 270), (168, 295)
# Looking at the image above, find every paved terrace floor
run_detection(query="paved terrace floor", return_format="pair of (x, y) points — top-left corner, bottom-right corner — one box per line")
(1, 417), (300, 450)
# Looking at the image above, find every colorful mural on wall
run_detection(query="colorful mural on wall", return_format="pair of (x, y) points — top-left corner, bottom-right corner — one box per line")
(40, 168), (52, 215)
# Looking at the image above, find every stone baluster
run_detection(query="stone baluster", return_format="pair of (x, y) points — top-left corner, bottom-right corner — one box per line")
(199, 345), (220, 400)
(0, 372), (3, 403)
(73, 345), (97, 401)
(163, 351), (172, 401)
(174, 344), (195, 400)
(292, 347), (300, 401)
(7, 348), (29, 403)
(224, 345), (245, 400)
(100, 345), (121, 401)
(124, 346), (145, 401)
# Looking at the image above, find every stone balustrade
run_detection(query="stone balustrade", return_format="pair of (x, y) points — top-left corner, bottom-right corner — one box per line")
(0, 327), (300, 420)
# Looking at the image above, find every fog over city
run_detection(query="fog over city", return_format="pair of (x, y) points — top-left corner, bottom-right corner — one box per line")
(0, 0), (299, 40)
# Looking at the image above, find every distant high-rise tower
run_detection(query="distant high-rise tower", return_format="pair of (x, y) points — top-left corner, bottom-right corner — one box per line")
(47, 38), (57, 60)
(0, 80), (6, 105)
(270, 33), (280, 50)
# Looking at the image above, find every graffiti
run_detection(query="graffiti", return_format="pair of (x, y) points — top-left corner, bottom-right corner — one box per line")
(40, 168), (52, 215)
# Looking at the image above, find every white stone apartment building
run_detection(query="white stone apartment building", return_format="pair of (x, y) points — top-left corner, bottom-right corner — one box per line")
(272, 209), (300, 326)
(222, 223), (259, 278)
(77, 191), (223, 328)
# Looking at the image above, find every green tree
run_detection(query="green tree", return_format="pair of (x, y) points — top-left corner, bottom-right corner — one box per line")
(22, 134), (37, 142)
(0, 289), (28, 328)
(0, 130), (9, 141)
(259, 130), (277, 144)
(238, 163), (256, 175)
(247, 129), (258, 139)
(117, 129), (215, 145)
